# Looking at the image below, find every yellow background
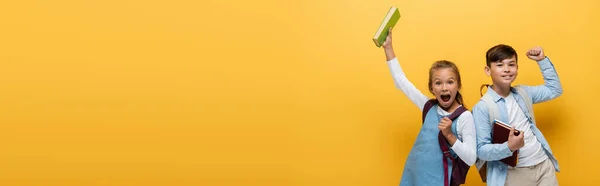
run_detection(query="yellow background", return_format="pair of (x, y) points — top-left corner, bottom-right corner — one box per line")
(0, 0), (598, 185)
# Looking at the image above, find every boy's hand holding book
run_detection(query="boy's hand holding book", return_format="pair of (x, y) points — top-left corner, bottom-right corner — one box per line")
(507, 126), (524, 151)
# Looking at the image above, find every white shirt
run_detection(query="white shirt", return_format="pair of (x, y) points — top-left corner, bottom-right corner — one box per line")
(387, 57), (477, 165)
(504, 93), (548, 167)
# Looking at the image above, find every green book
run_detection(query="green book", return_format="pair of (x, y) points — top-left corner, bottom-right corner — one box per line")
(372, 6), (401, 47)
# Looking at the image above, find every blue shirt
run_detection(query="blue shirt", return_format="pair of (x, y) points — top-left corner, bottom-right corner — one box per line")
(473, 57), (563, 186)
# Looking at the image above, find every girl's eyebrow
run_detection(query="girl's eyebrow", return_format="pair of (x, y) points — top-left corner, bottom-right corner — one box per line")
(433, 77), (456, 81)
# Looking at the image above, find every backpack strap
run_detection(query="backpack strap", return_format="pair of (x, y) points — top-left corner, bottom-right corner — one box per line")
(422, 99), (467, 122)
(420, 99), (469, 186)
(422, 99), (438, 123)
(475, 93), (500, 182)
(514, 86), (536, 124)
(482, 94), (499, 123)
(438, 106), (467, 186)
(447, 106), (467, 121)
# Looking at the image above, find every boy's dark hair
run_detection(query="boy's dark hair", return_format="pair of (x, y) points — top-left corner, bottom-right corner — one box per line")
(486, 44), (517, 67)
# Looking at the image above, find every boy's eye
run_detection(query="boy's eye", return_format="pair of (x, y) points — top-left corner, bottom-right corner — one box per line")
(509, 64), (516, 66)
(496, 64), (503, 67)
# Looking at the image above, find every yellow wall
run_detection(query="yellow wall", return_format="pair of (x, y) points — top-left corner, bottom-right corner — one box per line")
(0, 0), (598, 185)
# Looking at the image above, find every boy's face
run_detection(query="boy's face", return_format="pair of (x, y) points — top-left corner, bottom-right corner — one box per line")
(431, 68), (459, 109)
(486, 55), (518, 88)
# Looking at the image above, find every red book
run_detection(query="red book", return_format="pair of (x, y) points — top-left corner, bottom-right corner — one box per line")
(492, 119), (520, 167)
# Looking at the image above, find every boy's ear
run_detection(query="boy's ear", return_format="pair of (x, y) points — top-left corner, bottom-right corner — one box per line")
(484, 66), (491, 76)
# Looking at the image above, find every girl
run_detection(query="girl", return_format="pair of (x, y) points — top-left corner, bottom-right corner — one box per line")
(382, 29), (476, 186)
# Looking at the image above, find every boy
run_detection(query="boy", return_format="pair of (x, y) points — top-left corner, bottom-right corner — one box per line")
(473, 44), (562, 186)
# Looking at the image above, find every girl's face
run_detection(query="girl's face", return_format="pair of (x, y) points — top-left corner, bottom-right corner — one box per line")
(430, 68), (460, 110)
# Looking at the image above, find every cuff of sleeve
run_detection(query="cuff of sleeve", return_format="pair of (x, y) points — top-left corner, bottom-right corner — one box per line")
(386, 57), (398, 64)
(536, 56), (550, 64)
(501, 142), (514, 157)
